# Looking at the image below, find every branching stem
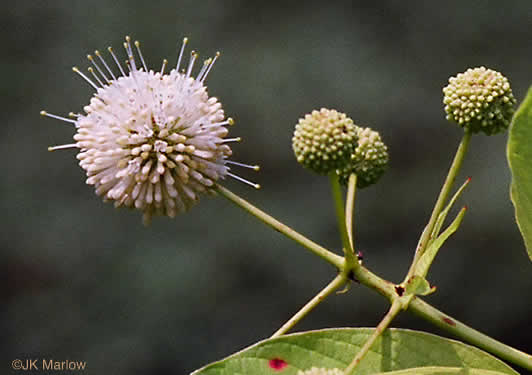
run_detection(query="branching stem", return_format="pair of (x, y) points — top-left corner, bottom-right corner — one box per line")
(330, 173), (357, 266)
(344, 301), (403, 375)
(409, 297), (532, 371)
(270, 272), (348, 338)
(217, 180), (532, 371)
(345, 174), (357, 250)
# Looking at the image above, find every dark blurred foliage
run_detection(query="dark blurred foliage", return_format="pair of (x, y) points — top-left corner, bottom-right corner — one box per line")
(2, 1), (532, 374)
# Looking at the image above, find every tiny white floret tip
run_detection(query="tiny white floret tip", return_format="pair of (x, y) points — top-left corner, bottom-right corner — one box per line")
(297, 367), (344, 375)
(42, 36), (259, 224)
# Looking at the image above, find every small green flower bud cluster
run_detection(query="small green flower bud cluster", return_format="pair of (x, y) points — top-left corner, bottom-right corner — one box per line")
(292, 108), (358, 175)
(292, 108), (388, 188)
(297, 367), (344, 375)
(443, 66), (516, 135)
(338, 126), (389, 188)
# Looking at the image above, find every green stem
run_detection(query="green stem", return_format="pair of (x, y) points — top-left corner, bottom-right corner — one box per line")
(344, 301), (403, 375)
(271, 272), (348, 338)
(329, 173), (357, 265)
(404, 130), (472, 282)
(409, 297), (532, 371)
(216, 185), (344, 269)
(347, 256), (532, 371)
(216, 184), (532, 371)
(345, 174), (357, 250)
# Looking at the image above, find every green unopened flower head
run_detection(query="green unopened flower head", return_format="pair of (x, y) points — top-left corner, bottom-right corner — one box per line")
(292, 108), (358, 175)
(443, 66), (516, 135)
(297, 367), (344, 375)
(338, 126), (388, 188)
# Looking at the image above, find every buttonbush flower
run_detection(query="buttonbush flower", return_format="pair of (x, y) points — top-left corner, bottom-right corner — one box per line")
(292, 108), (358, 175)
(42, 36), (258, 224)
(338, 126), (388, 188)
(443, 66), (516, 135)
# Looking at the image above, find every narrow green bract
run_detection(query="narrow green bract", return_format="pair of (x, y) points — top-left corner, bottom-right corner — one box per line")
(507, 85), (532, 261)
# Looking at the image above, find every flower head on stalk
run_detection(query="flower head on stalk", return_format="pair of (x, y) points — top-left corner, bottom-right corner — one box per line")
(292, 108), (388, 188)
(443, 66), (516, 135)
(292, 108), (358, 175)
(338, 126), (388, 188)
(42, 36), (259, 224)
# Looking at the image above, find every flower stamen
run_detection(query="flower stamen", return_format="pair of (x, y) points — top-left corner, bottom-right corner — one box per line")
(186, 51), (197, 78)
(94, 50), (116, 80)
(226, 160), (261, 171)
(200, 52), (220, 84)
(40, 110), (77, 124)
(200, 118), (234, 130)
(197, 58), (213, 82)
(176, 37), (188, 71)
(134, 40), (148, 72)
(87, 54), (111, 84)
(124, 36), (137, 71)
(222, 137), (242, 143)
(107, 46), (126, 77)
(226, 172), (261, 189)
(48, 143), (78, 152)
(72, 67), (99, 90)
(160, 58), (168, 74)
(87, 67), (105, 87)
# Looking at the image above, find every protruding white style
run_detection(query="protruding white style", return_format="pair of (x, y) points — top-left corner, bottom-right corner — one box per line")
(43, 36), (259, 224)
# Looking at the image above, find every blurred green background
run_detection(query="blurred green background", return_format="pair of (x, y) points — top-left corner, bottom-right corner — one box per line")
(3, 1), (532, 374)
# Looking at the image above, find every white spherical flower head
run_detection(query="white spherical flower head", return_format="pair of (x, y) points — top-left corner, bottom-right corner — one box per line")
(42, 36), (259, 224)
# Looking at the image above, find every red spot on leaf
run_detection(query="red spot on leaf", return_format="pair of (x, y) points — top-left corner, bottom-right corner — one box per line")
(442, 316), (456, 326)
(269, 358), (287, 371)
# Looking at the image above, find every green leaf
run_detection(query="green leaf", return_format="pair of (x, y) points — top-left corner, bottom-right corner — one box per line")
(508, 85), (532, 261)
(190, 328), (518, 375)
(414, 207), (467, 278)
(373, 366), (511, 375)
(430, 178), (470, 243)
(405, 275), (435, 296)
